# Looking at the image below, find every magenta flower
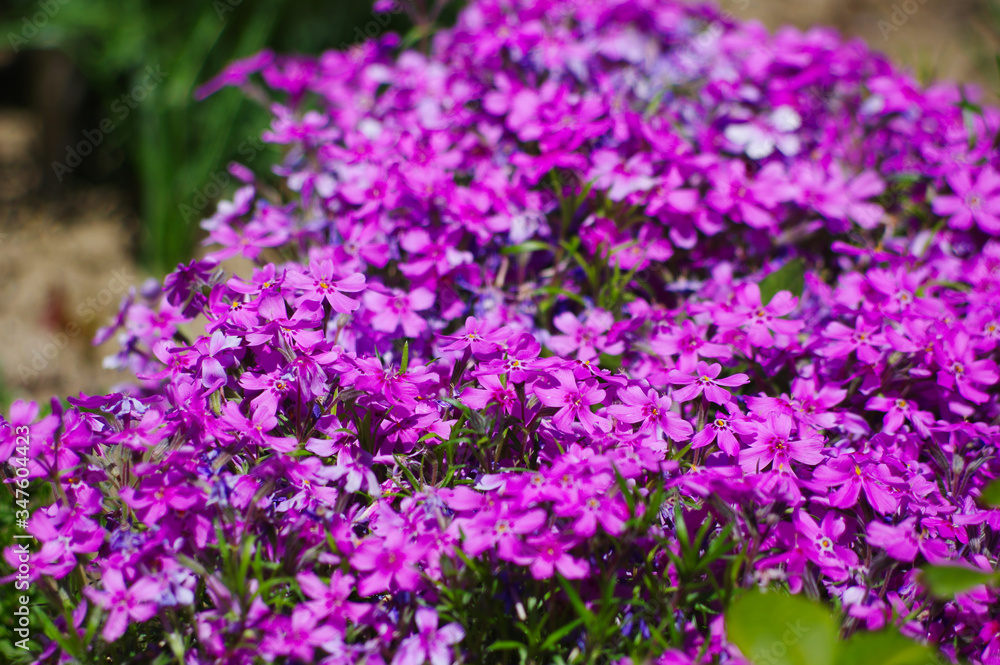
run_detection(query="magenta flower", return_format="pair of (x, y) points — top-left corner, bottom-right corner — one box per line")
(351, 531), (426, 596)
(935, 331), (999, 404)
(365, 287), (435, 337)
(818, 318), (886, 364)
(865, 395), (936, 438)
(607, 385), (693, 441)
(649, 320), (731, 373)
(667, 362), (749, 405)
(516, 533), (589, 580)
(932, 166), (1000, 234)
(713, 283), (802, 348)
(239, 368), (296, 418)
(534, 369), (609, 433)
(437, 316), (512, 354)
(690, 403), (746, 456)
(548, 309), (624, 360)
(84, 569), (161, 642)
(226, 264), (287, 320)
(285, 259), (366, 313)
(260, 607), (341, 663)
(462, 504), (547, 559)
(811, 455), (901, 515)
(297, 571), (366, 628)
(866, 518), (950, 563)
(738, 413), (824, 473)
(461, 374), (519, 416)
(475, 332), (558, 382)
(391, 608), (464, 665)
(793, 510), (859, 581)
(196, 330), (242, 391)
(120, 472), (203, 524)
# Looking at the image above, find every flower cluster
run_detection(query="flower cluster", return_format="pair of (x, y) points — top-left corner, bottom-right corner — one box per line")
(4, 0), (1000, 663)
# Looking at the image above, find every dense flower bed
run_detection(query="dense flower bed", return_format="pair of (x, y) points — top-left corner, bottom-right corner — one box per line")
(3, 0), (1000, 663)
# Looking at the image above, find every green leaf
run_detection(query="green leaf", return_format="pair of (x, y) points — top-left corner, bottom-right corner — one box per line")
(501, 240), (552, 255)
(979, 478), (1000, 507)
(919, 564), (998, 598)
(487, 640), (528, 652)
(558, 575), (595, 627)
(726, 588), (838, 665)
(758, 258), (805, 304)
(836, 628), (941, 665)
(541, 618), (584, 651)
(599, 353), (622, 372)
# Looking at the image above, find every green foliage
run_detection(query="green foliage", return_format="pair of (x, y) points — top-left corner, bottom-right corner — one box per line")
(979, 477), (1000, 507)
(726, 588), (944, 665)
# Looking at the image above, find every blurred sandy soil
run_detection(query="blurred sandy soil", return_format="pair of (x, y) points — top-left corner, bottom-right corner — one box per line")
(0, 0), (996, 407)
(718, 0), (997, 94)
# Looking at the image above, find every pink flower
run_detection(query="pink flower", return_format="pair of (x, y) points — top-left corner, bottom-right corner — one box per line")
(818, 319), (886, 364)
(865, 395), (935, 438)
(391, 608), (464, 665)
(935, 331), (999, 404)
(690, 403), (746, 456)
(667, 361), (749, 405)
(713, 282), (802, 348)
(351, 532), (426, 596)
(297, 571), (366, 628)
(84, 569), (161, 642)
(365, 287), (435, 337)
(811, 455), (901, 515)
(548, 309), (624, 360)
(534, 369), (609, 433)
(516, 534), (588, 580)
(738, 413), (824, 473)
(932, 166), (1000, 234)
(437, 316), (512, 354)
(866, 518), (950, 563)
(607, 385), (693, 441)
(284, 259), (366, 313)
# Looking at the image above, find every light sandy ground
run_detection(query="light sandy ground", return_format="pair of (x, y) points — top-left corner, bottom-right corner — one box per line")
(0, 111), (141, 405)
(0, 1), (995, 406)
(714, 0), (997, 94)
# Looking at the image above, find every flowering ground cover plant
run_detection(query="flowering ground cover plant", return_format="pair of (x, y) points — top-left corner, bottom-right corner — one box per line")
(4, 0), (1000, 663)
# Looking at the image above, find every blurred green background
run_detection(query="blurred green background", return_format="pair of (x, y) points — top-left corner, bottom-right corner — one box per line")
(0, 0), (411, 275)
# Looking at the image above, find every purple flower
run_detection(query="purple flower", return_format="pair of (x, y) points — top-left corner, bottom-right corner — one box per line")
(534, 369), (609, 433)
(437, 316), (512, 354)
(667, 361), (749, 405)
(351, 532), (426, 596)
(932, 166), (1000, 234)
(391, 608), (464, 665)
(365, 287), (435, 337)
(713, 283), (802, 348)
(285, 259), (366, 313)
(84, 569), (161, 642)
(738, 413), (824, 473)
(607, 385), (693, 441)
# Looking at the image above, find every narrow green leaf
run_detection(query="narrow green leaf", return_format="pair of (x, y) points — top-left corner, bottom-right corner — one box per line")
(501, 240), (552, 255)
(558, 575), (595, 627)
(541, 618), (584, 650)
